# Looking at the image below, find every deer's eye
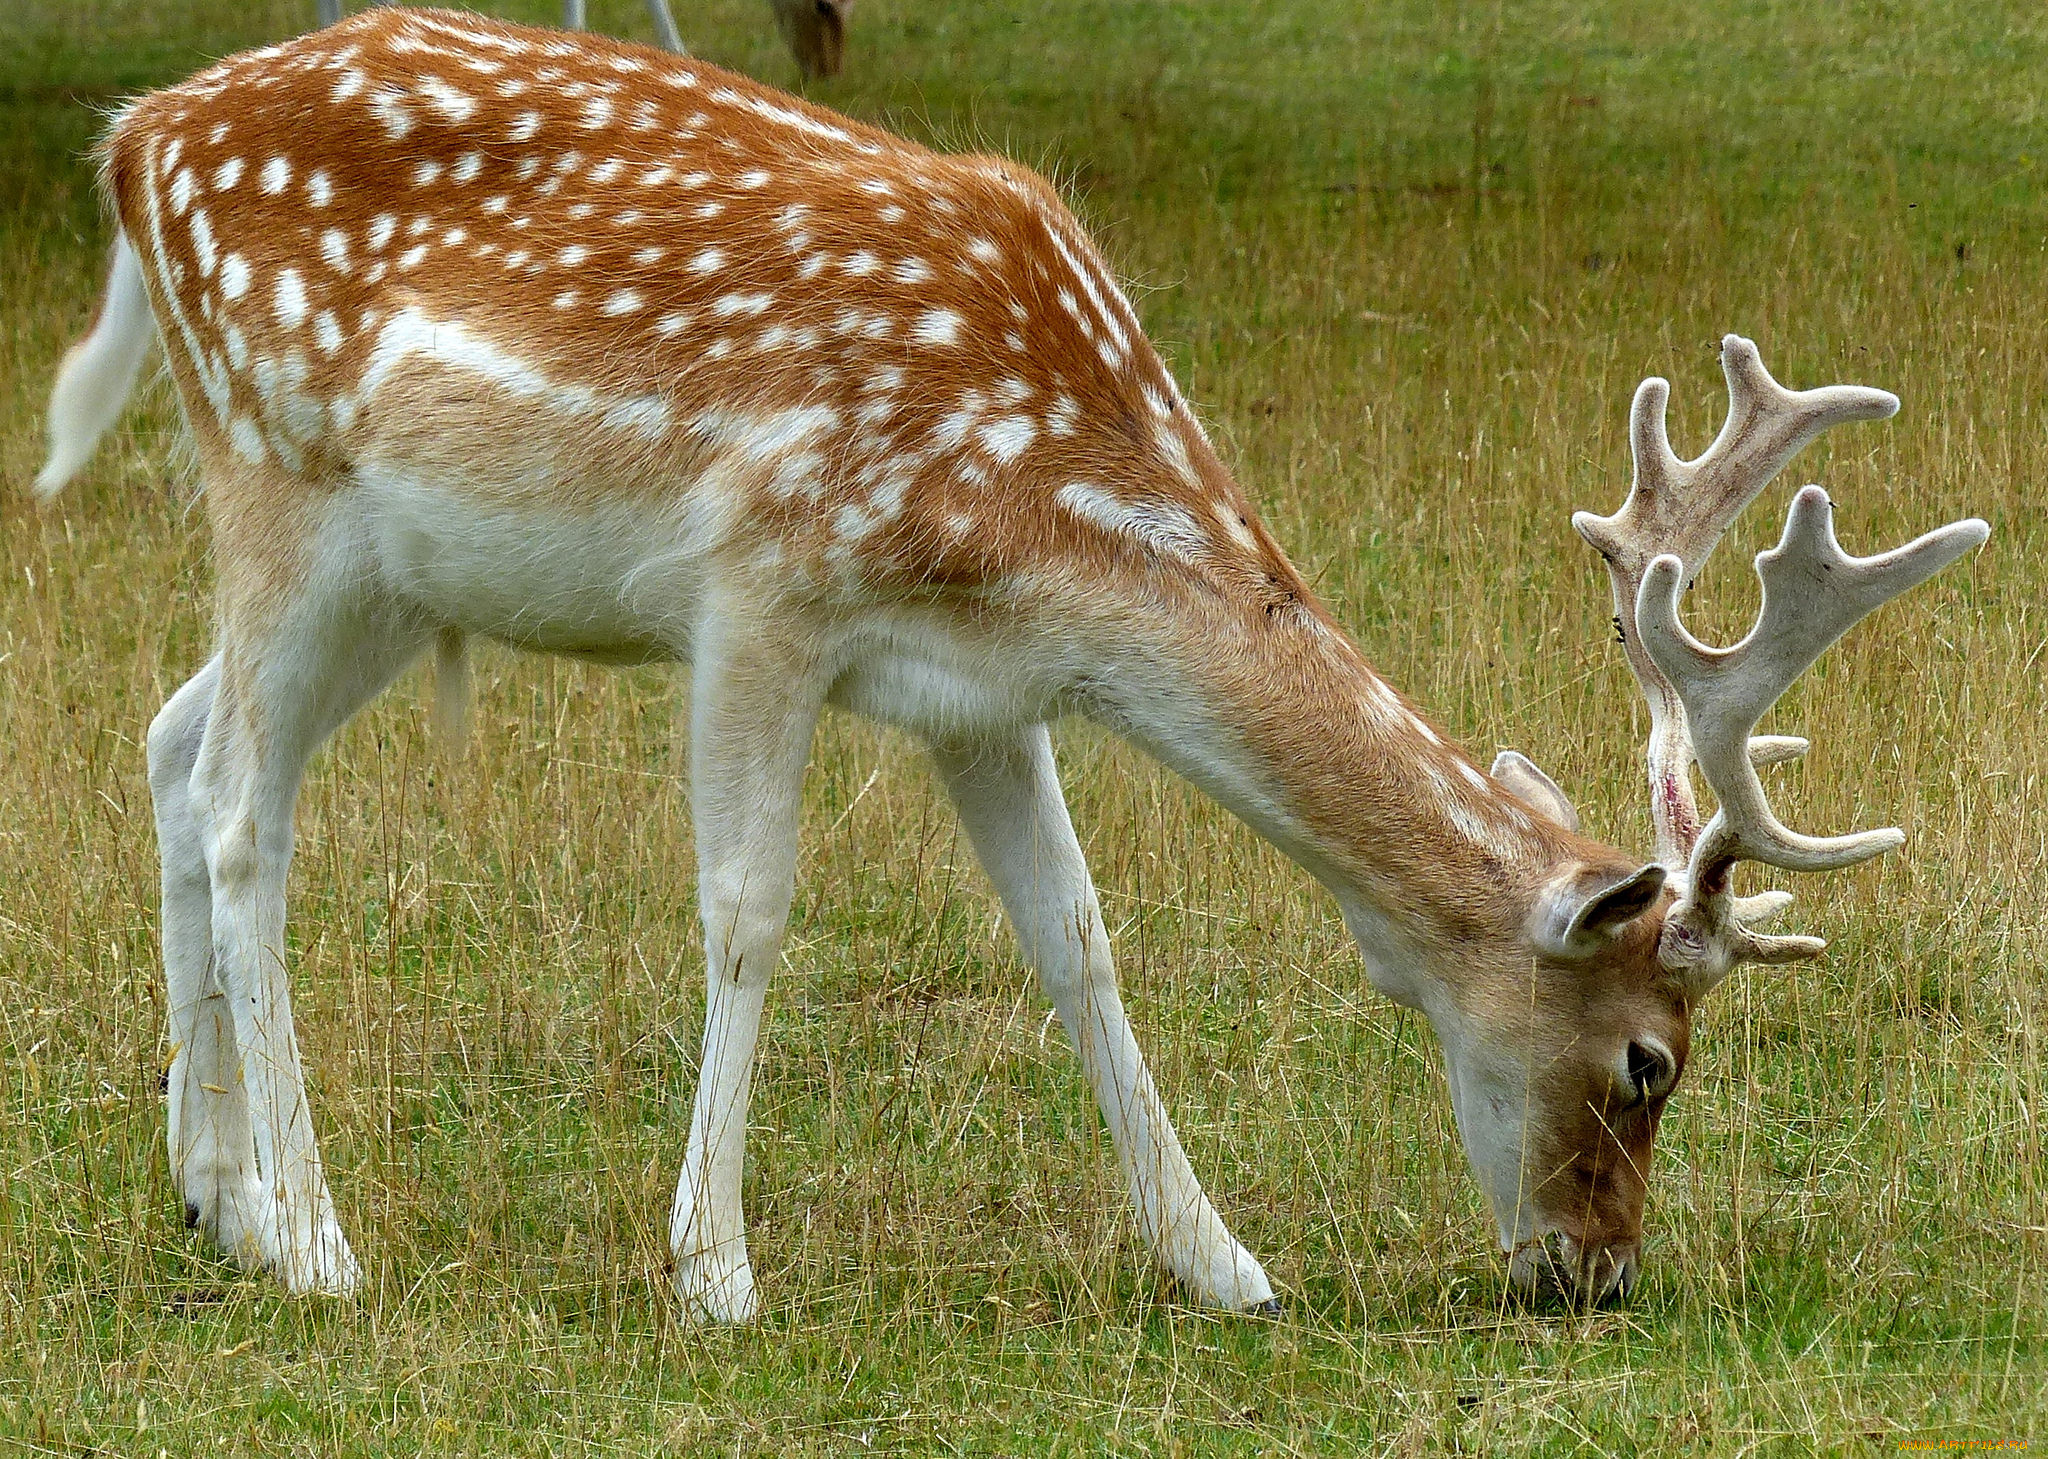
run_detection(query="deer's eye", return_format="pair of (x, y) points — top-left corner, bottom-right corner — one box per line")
(1624, 1038), (1678, 1103)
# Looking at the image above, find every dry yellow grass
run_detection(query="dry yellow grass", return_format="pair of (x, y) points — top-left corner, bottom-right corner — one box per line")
(0, 0), (2040, 1452)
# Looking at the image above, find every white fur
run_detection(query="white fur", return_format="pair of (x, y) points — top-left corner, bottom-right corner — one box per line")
(36, 234), (157, 498)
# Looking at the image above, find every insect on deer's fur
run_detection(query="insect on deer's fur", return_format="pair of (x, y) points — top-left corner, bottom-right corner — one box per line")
(39, 8), (1987, 1317)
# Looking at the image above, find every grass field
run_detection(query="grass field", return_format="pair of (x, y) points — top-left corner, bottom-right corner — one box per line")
(1, 0), (2042, 1452)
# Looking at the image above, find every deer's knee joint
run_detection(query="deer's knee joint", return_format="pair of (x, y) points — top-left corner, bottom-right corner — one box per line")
(206, 820), (265, 891)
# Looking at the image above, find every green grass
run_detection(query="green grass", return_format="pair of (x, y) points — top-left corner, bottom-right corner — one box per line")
(0, 0), (2041, 1452)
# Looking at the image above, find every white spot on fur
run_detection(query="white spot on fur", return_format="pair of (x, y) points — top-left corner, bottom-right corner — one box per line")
(368, 88), (416, 139)
(590, 158), (625, 184)
(273, 268), (308, 328)
(654, 311), (692, 337)
(229, 416), (266, 463)
(712, 291), (773, 318)
(892, 258), (932, 284)
(366, 214), (398, 251)
(169, 168), (196, 215)
(211, 157), (244, 190)
(601, 289), (643, 316)
(978, 415), (1037, 464)
(314, 310), (343, 354)
(331, 68), (368, 103)
(452, 152), (483, 184)
(220, 253), (251, 300)
(507, 111), (541, 142)
(306, 169), (333, 207)
(420, 76), (478, 122)
(189, 210), (217, 276)
(580, 96), (614, 130)
(933, 392), (984, 449)
(319, 228), (350, 272)
(689, 403), (839, 461)
(557, 244), (590, 267)
(688, 247), (725, 274)
(912, 310), (963, 346)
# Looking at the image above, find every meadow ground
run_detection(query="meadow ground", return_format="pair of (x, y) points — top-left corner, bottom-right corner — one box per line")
(0, 0), (2042, 1453)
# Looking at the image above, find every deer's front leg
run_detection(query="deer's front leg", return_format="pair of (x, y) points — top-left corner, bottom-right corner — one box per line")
(932, 725), (1277, 1313)
(670, 612), (826, 1325)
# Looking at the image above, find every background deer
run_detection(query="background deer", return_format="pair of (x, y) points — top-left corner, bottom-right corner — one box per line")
(311, 0), (851, 78)
(38, 7), (1985, 1318)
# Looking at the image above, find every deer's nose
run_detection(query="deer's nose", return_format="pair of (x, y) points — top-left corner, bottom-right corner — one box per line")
(1508, 1231), (1639, 1307)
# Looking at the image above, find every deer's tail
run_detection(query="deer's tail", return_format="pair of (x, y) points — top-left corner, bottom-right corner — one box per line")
(36, 232), (156, 499)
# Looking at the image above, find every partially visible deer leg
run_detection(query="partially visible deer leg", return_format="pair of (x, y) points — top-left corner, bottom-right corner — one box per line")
(150, 657), (256, 1241)
(315, 0), (341, 27)
(644, 0), (685, 52)
(187, 514), (429, 1294)
(669, 609), (827, 1325)
(562, 0), (587, 29)
(931, 724), (1278, 1313)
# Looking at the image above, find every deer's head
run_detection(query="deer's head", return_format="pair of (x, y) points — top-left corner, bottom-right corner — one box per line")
(769, 0), (851, 79)
(1427, 337), (1986, 1305)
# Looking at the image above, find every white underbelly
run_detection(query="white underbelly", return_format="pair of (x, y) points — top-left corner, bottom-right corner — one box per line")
(342, 463), (1067, 737)
(351, 464), (720, 660)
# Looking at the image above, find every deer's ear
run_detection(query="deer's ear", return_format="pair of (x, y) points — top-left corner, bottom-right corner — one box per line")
(1532, 863), (1667, 959)
(1491, 750), (1580, 832)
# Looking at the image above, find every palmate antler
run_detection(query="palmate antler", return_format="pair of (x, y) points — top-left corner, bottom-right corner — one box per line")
(1574, 336), (1989, 989)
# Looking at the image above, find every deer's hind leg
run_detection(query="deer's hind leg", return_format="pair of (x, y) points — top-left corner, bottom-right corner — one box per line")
(150, 655), (258, 1241)
(173, 477), (431, 1293)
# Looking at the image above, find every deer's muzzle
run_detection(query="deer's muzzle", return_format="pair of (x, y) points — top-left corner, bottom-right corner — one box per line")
(1507, 1229), (1639, 1308)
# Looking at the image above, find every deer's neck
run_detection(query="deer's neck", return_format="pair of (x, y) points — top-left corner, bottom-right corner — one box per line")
(1072, 580), (1572, 992)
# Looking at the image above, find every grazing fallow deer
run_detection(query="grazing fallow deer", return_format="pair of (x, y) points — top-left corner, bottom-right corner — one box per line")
(39, 7), (1985, 1317)
(766, 0), (850, 79)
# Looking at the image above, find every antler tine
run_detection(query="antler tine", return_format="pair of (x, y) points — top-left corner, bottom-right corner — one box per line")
(1637, 485), (1990, 906)
(1577, 336), (1901, 580)
(1573, 336), (1902, 867)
